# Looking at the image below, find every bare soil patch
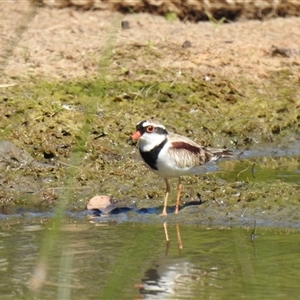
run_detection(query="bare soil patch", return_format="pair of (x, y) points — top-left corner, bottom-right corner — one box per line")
(1, 2), (300, 83)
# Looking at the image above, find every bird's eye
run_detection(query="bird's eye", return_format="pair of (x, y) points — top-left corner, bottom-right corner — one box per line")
(146, 125), (154, 133)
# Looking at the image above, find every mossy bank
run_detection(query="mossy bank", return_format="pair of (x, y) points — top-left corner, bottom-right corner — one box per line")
(0, 69), (299, 225)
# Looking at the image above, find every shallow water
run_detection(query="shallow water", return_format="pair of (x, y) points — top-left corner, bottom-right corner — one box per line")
(1, 221), (300, 299)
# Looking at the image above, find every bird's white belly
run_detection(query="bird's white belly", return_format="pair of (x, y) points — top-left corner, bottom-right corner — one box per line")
(154, 153), (219, 178)
(154, 156), (192, 178)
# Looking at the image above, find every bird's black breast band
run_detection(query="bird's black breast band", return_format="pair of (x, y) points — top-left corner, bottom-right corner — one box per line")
(139, 139), (167, 170)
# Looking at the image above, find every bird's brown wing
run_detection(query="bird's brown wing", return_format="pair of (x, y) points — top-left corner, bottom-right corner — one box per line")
(168, 133), (232, 168)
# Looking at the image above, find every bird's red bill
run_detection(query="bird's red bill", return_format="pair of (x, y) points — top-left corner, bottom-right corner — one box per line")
(131, 131), (141, 140)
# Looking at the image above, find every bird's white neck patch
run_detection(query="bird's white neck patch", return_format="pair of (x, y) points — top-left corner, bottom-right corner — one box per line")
(139, 132), (167, 152)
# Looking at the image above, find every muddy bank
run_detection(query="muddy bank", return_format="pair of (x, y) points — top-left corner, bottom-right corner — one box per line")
(0, 67), (299, 227)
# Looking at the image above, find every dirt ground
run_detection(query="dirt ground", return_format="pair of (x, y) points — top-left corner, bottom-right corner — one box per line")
(1, 2), (300, 83)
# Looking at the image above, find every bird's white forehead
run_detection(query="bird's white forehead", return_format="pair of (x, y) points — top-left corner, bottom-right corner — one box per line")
(138, 120), (166, 129)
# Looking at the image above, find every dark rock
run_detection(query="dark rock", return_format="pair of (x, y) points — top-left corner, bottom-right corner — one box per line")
(182, 40), (192, 49)
(0, 140), (55, 171)
(121, 21), (130, 29)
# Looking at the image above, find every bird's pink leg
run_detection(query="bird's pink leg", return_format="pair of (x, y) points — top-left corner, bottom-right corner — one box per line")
(160, 178), (170, 216)
(175, 177), (182, 214)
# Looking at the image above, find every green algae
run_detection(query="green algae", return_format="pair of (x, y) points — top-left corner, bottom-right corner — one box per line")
(0, 69), (299, 216)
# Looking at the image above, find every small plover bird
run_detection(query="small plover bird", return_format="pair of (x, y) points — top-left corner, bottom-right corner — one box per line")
(131, 119), (233, 215)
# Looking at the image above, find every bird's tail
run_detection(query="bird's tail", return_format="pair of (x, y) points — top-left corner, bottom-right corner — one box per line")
(208, 148), (233, 159)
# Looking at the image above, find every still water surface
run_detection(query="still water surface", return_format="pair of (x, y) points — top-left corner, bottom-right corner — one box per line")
(0, 220), (300, 299)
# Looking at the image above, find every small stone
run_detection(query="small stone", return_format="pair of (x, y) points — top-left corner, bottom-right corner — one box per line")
(87, 195), (116, 213)
(121, 21), (130, 29)
(182, 40), (192, 49)
(271, 45), (299, 57)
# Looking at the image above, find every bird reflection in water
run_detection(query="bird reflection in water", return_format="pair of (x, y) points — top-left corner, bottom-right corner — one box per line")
(135, 223), (207, 299)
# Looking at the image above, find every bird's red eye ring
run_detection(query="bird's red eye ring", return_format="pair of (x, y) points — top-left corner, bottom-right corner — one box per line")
(146, 125), (154, 133)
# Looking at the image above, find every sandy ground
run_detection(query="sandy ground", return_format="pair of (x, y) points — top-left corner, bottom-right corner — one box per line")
(1, 2), (300, 83)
